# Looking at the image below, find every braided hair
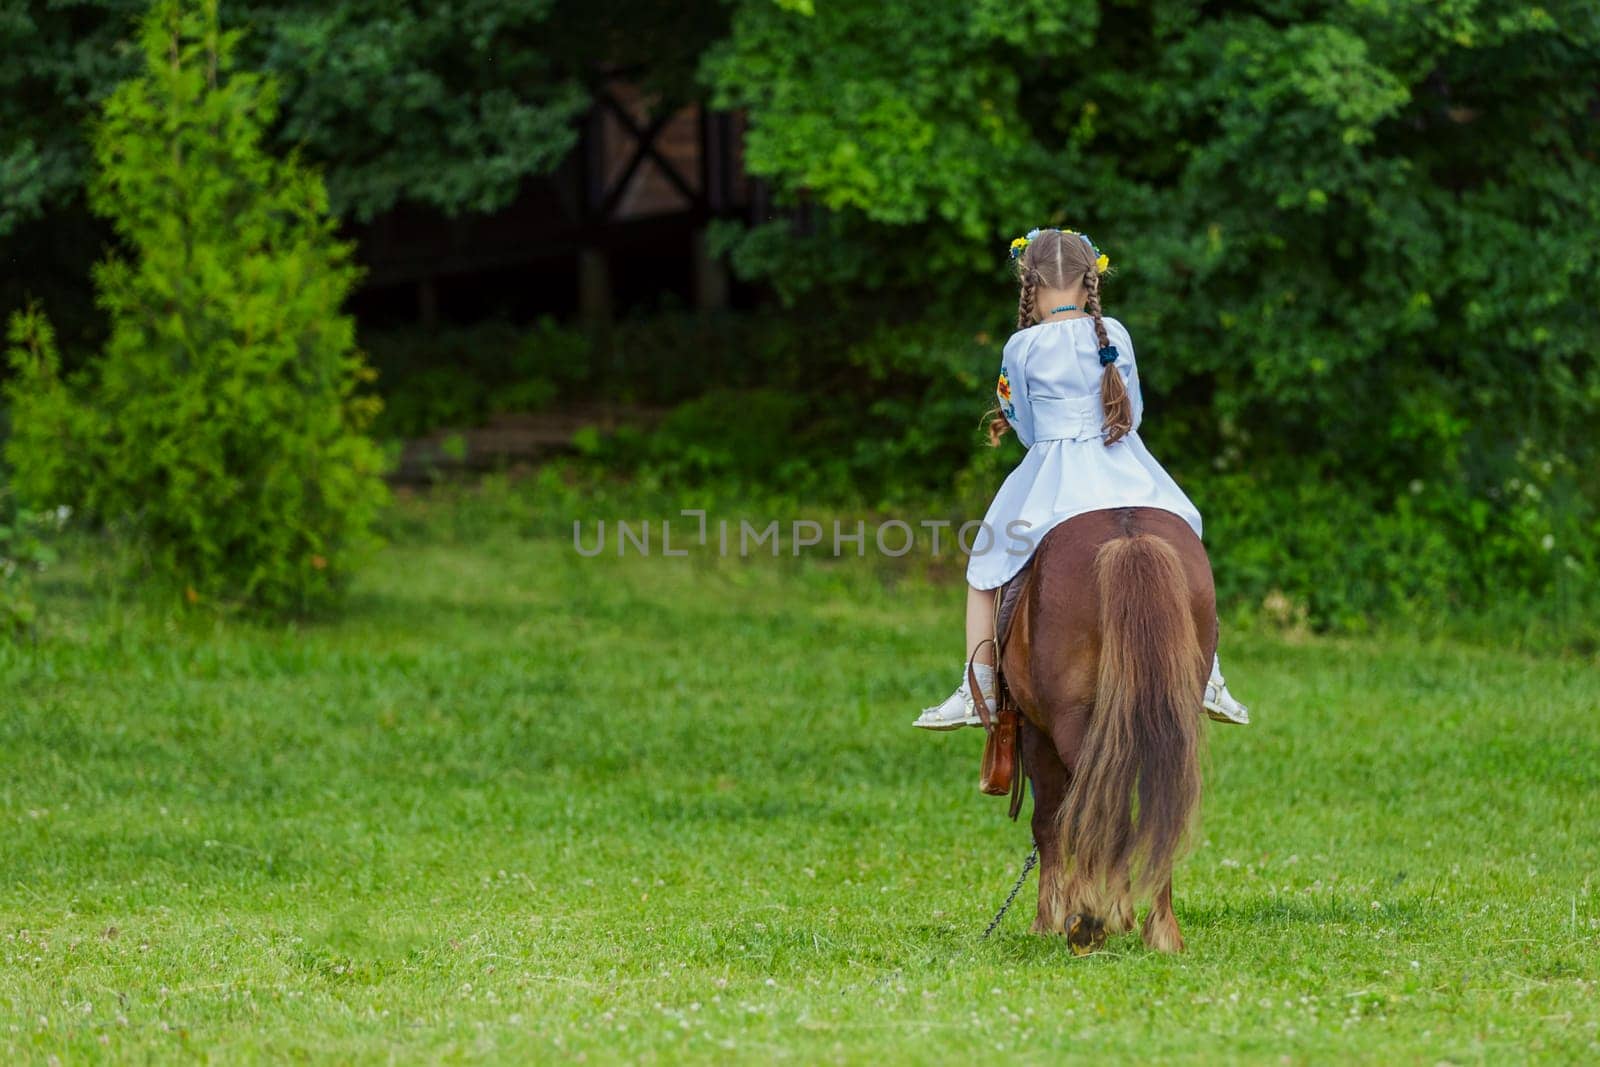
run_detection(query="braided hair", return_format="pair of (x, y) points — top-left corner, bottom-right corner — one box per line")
(1016, 264), (1039, 331)
(989, 229), (1130, 447)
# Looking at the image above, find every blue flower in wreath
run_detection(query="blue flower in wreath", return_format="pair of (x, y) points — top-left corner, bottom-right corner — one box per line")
(1008, 228), (1046, 261)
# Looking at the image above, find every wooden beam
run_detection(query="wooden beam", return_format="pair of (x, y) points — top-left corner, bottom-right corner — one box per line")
(594, 88), (706, 217)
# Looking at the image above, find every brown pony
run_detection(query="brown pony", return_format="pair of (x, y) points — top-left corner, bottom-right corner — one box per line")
(1001, 506), (1216, 954)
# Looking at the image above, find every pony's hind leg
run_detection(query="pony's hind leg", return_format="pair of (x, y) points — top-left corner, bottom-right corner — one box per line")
(1142, 877), (1185, 953)
(1021, 719), (1069, 935)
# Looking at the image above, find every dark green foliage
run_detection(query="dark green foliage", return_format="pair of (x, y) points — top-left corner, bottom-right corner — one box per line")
(529, 307), (1012, 506)
(252, 0), (585, 221)
(0, 0), (586, 235)
(364, 318), (590, 440)
(701, 0), (1600, 629)
(369, 301), (1001, 500)
(367, 303), (868, 438)
(1, 0), (740, 243)
(4, 0), (387, 614)
(600, 388), (812, 484)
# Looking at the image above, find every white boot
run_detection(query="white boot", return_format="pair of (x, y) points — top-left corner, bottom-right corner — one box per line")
(1204, 653), (1250, 725)
(912, 663), (995, 730)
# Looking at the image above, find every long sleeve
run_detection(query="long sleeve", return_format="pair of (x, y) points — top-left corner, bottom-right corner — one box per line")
(998, 329), (1036, 447)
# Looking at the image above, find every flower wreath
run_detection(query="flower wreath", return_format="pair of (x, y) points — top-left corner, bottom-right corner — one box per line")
(1008, 227), (1110, 275)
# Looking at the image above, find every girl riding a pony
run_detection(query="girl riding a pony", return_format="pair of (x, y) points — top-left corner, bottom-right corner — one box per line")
(913, 227), (1250, 731)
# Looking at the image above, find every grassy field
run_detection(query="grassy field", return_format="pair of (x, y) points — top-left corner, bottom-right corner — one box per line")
(3, 485), (1598, 1064)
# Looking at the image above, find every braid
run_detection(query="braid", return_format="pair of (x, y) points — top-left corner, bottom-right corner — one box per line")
(1016, 269), (1038, 328)
(1084, 270), (1132, 446)
(1083, 268), (1111, 352)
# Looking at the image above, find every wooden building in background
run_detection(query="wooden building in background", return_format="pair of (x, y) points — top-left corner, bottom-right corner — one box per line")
(349, 74), (765, 328)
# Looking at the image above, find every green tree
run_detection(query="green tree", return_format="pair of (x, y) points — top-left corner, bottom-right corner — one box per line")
(0, 0), (588, 236)
(4, 0), (388, 614)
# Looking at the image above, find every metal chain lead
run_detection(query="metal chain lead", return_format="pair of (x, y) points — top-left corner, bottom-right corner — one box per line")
(981, 844), (1039, 940)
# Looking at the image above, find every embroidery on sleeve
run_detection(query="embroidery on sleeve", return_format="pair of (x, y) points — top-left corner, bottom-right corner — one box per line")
(997, 366), (1016, 421)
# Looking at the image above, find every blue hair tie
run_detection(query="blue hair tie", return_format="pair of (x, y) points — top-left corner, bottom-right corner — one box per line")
(1098, 345), (1120, 367)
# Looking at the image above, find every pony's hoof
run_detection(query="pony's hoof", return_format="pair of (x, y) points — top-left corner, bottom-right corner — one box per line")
(1065, 913), (1106, 956)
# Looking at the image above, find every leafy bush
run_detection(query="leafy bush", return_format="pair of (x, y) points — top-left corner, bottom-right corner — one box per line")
(3, 0), (387, 615)
(366, 304), (864, 440)
(564, 305), (1000, 501)
(364, 317), (591, 440)
(0, 480), (67, 636)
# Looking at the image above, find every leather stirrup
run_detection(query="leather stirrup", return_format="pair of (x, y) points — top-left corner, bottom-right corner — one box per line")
(971, 642), (1018, 799)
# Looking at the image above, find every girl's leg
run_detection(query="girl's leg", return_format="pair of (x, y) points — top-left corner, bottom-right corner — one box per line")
(1205, 652), (1250, 725)
(966, 584), (998, 666)
(912, 584), (998, 730)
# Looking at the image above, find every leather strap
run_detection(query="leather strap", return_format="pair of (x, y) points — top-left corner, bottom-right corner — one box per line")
(966, 638), (998, 733)
(975, 581), (1029, 819)
(1007, 725), (1025, 821)
(995, 575), (1031, 822)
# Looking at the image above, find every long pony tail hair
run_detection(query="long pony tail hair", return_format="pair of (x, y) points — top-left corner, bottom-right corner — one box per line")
(1058, 533), (1205, 908)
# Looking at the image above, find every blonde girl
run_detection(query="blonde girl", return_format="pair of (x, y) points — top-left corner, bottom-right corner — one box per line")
(913, 227), (1249, 729)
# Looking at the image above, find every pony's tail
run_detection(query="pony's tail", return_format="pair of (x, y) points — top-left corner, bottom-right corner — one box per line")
(1059, 534), (1204, 906)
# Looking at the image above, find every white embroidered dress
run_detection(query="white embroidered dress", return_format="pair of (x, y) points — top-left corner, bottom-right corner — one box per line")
(966, 316), (1202, 591)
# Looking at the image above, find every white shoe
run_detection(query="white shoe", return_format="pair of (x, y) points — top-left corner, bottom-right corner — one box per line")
(1204, 654), (1250, 725)
(912, 664), (994, 730)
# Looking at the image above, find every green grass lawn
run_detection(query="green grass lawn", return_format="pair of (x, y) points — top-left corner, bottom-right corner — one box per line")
(3, 487), (1598, 1064)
